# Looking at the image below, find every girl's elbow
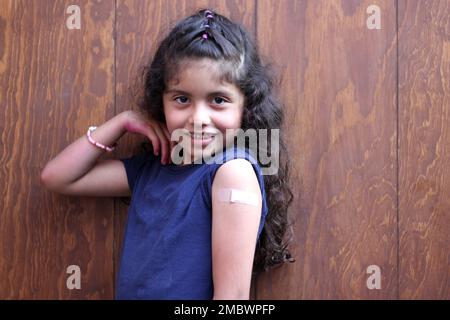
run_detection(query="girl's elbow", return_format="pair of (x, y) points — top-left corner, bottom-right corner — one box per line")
(40, 168), (54, 190)
(40, 168), (64, 193)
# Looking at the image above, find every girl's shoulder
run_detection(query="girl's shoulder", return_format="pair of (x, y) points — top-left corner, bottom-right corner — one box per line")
(206, 146), (265, 185)
(211, 146), (259, 167)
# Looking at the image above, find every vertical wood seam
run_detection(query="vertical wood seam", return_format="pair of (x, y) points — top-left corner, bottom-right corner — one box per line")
(395, 0), (400, 301)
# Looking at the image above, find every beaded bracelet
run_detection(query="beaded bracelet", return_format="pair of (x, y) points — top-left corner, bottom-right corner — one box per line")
(86, 126), (117, 152)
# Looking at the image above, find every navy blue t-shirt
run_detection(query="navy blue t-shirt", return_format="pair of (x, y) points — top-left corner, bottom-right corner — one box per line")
(116, 146), (268, 300)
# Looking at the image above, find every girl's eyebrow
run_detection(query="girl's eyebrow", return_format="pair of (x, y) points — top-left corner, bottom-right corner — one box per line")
(165, 89), (191, 95)
(165, 89), (234, 97)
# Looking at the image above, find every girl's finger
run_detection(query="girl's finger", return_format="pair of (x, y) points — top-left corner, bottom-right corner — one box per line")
(162, 125), (171, 141)
(161, 126), (173, 164)
(145, 127), (160, 156)
(152, 124), (169, 165)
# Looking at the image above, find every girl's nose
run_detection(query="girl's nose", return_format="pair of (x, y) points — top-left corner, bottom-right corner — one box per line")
(189, 102), (211, 126)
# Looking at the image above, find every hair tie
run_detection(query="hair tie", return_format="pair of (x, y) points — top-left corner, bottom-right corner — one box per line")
(201, 10), (214, 41)
(204, 10), (214, 21)
(202, 10), (214, 40)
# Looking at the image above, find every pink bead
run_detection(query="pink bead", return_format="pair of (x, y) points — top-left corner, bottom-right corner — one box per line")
(86, 126), (116, 152)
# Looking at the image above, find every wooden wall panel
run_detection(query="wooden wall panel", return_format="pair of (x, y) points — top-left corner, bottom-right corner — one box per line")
(0, 0), (115, 298)
(256, 0), (398, 299)
(398, 0), (450, 299)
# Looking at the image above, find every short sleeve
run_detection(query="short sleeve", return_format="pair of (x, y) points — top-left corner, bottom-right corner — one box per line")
(119, 150), (153, 193)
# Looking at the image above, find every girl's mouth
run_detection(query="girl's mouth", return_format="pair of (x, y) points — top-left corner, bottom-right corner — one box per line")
(189, 132), (216, 147)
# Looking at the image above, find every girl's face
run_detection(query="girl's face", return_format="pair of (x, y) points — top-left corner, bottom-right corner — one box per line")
(163, 58), (245, 164)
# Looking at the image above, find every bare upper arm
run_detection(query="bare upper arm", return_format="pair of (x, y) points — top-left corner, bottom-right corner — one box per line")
(211, 158), (263, 300)
(43, 159), (131, 197)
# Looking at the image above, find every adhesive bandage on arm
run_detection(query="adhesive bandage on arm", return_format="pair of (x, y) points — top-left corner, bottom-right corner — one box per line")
(217, 188), (260, 206)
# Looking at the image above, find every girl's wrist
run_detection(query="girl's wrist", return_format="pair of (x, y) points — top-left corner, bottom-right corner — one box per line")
(87, 126), (117, 152)
(87, 113), (129, 152)
(119, 110), (139, 133)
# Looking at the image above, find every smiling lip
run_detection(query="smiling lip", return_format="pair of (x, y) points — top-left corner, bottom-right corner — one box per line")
(188, 132), (217, 147)
(188, 131), (217, 138)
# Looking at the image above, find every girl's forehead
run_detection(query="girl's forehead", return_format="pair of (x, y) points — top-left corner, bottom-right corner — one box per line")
(169, 58), (232, 83)
(179, 57), (221, 71)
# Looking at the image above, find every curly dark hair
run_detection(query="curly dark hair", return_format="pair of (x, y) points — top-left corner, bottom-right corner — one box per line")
(128, 8), (295, 275)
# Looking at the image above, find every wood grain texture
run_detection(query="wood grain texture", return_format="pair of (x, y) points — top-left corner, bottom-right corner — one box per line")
(0, 0), (115, 299)
(256, 0), (398, 299)
(398, 0), (450, 299)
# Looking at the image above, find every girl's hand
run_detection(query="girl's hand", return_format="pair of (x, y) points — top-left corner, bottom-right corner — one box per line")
(121, 110), (173, 164)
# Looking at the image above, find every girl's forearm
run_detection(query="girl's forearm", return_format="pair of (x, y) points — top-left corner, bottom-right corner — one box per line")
(40, 112), (129, 188)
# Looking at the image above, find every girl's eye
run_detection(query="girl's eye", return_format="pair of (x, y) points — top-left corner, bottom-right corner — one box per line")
(213, 97), (227, 105)
(174, 96), (189, 104)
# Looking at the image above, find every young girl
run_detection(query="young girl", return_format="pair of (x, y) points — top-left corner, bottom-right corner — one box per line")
(41, 9), (294, 300)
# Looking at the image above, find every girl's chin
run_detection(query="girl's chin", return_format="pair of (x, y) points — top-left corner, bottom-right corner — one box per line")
(185, 141), (221, 160)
